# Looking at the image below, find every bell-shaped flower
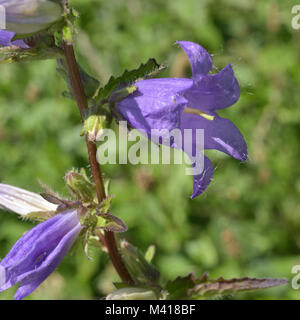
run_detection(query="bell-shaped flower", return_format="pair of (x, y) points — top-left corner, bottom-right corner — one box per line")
(0, 183), (82, 300)
(0, 0), (62, 48)
(0, 30), (28, 48)
(0, 183), (58, 215)
(0, 0), (62, 34)
(117, 41), (247, 198)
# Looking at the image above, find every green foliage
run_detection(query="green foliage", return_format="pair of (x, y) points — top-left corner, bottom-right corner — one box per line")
(0, 38), (63, 64)
(95, 212), (127, 233)
(94, 58), (164, 103)
(165, 273), (288, 299)
(0, 0), (299, 300)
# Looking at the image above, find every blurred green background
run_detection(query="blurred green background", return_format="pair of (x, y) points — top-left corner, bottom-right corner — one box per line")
(1, 0), (300, 299)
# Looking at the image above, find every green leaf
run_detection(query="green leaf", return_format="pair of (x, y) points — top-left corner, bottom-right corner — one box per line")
(165, 273), (200, 300)
(94, 58), (166, 103)
(57, 60), (100, 101)
(98, 195), (113, 213)
(188, 277), (289, 299)
(96, 213), (127, 233)
(165, 273), (288, 300)
(120, 240), (160, 284)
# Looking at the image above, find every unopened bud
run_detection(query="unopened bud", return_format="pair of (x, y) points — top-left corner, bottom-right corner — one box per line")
(2, 0), (62, 34)
(82, 113), (108, 142)
(65, 169), (96, 203)
(120, 240), (160, 284)
(106, 287), (157, 300)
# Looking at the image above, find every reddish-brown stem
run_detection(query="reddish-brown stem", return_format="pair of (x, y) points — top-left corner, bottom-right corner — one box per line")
(62, 42), (133, 284)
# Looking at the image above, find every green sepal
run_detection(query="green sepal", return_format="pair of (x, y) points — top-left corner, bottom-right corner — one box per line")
(22, 210), (57, 222)
(97, 195), (113, 214)
(0, 41), (63, 64)
(108, 85), (137, 105)
(95, 212), (127, 233)
(65, 168), (97, 204)
(81, 105), (111, 142)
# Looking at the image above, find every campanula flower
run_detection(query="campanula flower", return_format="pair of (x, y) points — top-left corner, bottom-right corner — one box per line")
(0, 30), (29, 48)
(0, 184), (82, 300)
(0, 0), (62, 34)
(0, 183), (58, 214)
(117, 41), (247, 198)
(0, 0), (62, 48)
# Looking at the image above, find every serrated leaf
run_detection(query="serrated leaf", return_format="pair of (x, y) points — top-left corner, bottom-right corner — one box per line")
(188, 277), (289, 299)
(94, 58), (165, 103)
(165, 273), (288, 300)
(165, 273), (203, 300)
(96, 213), (127, 232)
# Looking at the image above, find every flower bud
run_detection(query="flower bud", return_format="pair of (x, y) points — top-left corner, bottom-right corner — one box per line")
(1, 0), (62, 34)
(106, 287), (157, 300)
(65, 169), (96, 203)
(120, 240), (160, 284)
(82, 113), (109, 142)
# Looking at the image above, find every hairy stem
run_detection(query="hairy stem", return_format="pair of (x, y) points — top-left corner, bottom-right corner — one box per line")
(62, 42), (133, 284)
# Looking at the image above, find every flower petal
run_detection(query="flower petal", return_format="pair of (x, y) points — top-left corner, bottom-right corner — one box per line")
(183, 64), (240, 113)
(0, 183), (58, 215)
(14, 221), (81, 300)
(177, 41), (213, 77)
(0, 30), (28, 48)
(0, 210), (81, 295)
(2, 0), (62, 35)
(181, 113), (248, 162)
(118, 78), (192, 137)
(191, 156), (214, 199)
(179, 129), (214, 198)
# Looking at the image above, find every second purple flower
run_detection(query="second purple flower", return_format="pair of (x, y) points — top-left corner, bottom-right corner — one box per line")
(117, 41), (248, 198)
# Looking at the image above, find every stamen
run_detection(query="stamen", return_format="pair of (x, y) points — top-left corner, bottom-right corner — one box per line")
(184, 107), (215, 121)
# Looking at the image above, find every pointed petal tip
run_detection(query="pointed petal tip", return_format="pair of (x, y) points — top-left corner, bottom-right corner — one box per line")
(176, 41), (213, 77)
(189, 156), (214, 199)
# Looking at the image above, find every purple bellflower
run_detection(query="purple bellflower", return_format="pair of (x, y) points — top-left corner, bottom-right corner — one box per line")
(0, 0), (62, 48)
(0, 30), (28, 48)
(117, 41), (247, 198)
(0, 183), (82, 300)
